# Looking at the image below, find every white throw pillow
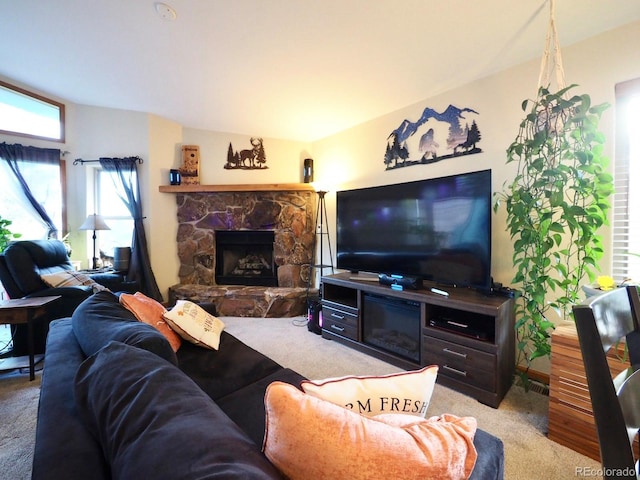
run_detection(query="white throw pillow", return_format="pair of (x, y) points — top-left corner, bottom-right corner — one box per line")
(40, 270), (109, 293)
(300, 365), (438, 417)
(163, 300), (225, 350)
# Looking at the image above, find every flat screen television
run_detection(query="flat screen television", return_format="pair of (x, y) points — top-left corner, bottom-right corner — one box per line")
(336, 169), (492, 290)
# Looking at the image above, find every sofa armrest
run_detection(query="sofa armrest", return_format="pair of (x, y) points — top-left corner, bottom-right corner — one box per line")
(26, 286), (92, 298)
(32, 319), (109, 480)
(89, 273), (139, 293)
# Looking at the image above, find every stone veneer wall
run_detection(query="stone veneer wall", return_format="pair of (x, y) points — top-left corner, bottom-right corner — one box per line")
(174, 190), (316, 288)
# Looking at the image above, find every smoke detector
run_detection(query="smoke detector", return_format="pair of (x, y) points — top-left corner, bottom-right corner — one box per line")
(155, 2), (177, 21)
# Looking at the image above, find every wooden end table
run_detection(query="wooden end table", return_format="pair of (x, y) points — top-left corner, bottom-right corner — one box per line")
(0, 296), (60, 380)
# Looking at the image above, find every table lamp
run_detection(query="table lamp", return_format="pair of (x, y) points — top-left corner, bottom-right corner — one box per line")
(79, 213), (110, 269)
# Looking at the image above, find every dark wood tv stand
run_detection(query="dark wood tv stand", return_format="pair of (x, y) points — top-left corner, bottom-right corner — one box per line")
(320, 272), (515, 408)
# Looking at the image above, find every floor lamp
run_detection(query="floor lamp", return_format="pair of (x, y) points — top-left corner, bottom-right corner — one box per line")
(313, 190), (334, 285)
(79, 213), (110, 270)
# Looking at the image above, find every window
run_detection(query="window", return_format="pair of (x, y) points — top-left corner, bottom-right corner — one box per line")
(0, 81), (65, 142)
(96, 169), (133, 257)
(0, 153), (65, 240)
(612, 78), (640, 283)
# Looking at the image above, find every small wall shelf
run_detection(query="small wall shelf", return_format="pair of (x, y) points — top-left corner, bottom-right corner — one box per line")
(159, 183), (315, 193)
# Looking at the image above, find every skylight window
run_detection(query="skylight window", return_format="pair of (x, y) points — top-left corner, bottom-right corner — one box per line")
(0, 81), (65, 142)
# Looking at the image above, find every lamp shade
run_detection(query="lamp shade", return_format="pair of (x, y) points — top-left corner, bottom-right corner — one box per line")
(79, 214), (110, 231)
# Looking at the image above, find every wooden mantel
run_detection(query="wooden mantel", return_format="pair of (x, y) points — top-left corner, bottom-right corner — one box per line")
(159, 183), (315, 193)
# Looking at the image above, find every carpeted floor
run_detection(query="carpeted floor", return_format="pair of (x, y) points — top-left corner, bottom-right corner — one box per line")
(0, 369), (41, 480)
(0, 317), (604, 479)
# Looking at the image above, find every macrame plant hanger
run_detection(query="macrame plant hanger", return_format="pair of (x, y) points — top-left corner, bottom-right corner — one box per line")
(533, 0), (570, 134)
(537, 0), (566, 94)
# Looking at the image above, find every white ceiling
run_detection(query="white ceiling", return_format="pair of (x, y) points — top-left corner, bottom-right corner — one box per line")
(1, 1), (639, 142)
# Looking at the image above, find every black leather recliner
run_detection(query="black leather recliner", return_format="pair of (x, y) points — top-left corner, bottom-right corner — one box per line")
(0, 239), (137, 355)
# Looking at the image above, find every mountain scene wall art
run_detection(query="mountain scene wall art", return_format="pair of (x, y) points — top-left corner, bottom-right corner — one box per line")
(384, 104), (482, 170)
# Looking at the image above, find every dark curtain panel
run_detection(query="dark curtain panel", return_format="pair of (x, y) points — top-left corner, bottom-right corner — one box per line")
(99, 157), (162, 302)
(0, 142), (60, 238)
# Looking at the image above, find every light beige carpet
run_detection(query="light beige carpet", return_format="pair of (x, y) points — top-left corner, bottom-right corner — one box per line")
(0, 369), (41, 480)
(0, 316), (604, 480)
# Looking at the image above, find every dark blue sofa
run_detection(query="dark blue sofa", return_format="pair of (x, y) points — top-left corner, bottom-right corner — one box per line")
(32, 292), (504, 479)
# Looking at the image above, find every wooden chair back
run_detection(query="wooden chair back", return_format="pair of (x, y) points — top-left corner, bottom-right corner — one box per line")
(573, 285), (640, 479)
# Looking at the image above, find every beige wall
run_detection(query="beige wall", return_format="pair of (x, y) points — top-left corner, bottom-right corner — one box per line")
(182, 128), (312, 185)
(147, 114), (183, 297)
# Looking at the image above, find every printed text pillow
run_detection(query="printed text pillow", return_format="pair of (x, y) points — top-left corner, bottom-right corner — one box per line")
(300, 365), (438, 417)
(163, 300), (225, 350)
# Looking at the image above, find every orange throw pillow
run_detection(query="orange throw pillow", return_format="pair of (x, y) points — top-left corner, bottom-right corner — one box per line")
(263, 381), (477, 480)
(119, 292), (182, 352)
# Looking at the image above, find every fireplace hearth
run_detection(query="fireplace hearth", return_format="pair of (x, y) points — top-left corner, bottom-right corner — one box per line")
(215, 230), (277, 286)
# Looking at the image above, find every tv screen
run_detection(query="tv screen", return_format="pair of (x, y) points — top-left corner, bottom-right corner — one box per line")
(336, 169), (492, 290)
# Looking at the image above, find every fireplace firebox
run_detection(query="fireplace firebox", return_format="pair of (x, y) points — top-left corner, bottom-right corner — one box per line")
(362, 293), (421, 362)
(215, 230), (277, 286)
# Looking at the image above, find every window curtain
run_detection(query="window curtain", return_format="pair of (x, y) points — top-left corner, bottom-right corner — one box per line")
(99, 157), (162, 301)
(0, 142), (60, 238)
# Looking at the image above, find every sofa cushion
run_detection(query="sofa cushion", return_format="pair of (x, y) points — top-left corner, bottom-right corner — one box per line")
(74, 341), (283, 480)
(263, 381), (477, 480)
(216, 368), (307, 446)
(119, 292), (182, 352)
(177, 332), (283, 401)
(163, 300), (225, 350)
(300, 365), (438, 417)
(469, 429), (505, 480)
(71, 291), (177, 365)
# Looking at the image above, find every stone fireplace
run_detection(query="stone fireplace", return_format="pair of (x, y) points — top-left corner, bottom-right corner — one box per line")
(165, 185), (317, 316)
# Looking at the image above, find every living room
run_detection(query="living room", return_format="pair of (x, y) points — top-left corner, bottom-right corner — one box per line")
(1, 6), (637, 297)
(1, 0), (640, 367)
(1, 3), (640, 478)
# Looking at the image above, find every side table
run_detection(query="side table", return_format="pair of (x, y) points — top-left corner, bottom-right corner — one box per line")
(0, 296), (60, 380)
(548, 323), (632, 461)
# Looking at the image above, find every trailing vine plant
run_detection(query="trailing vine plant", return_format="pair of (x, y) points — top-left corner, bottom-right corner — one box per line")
(493, 84), (613, 382)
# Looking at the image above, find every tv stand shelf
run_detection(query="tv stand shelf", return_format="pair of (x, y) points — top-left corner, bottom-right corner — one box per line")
(321, 272), (515, 407)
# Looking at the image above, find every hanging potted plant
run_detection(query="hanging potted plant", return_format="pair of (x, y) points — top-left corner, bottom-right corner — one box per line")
(493, 84), (613, 383)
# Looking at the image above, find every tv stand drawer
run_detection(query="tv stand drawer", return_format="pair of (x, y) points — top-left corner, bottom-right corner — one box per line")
(323, 305), (358, 341)
(422, 335), (496, 391)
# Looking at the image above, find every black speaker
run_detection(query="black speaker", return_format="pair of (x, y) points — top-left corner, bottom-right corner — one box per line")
(307, 299), (322, 334)
(303, 158), (314, 183)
